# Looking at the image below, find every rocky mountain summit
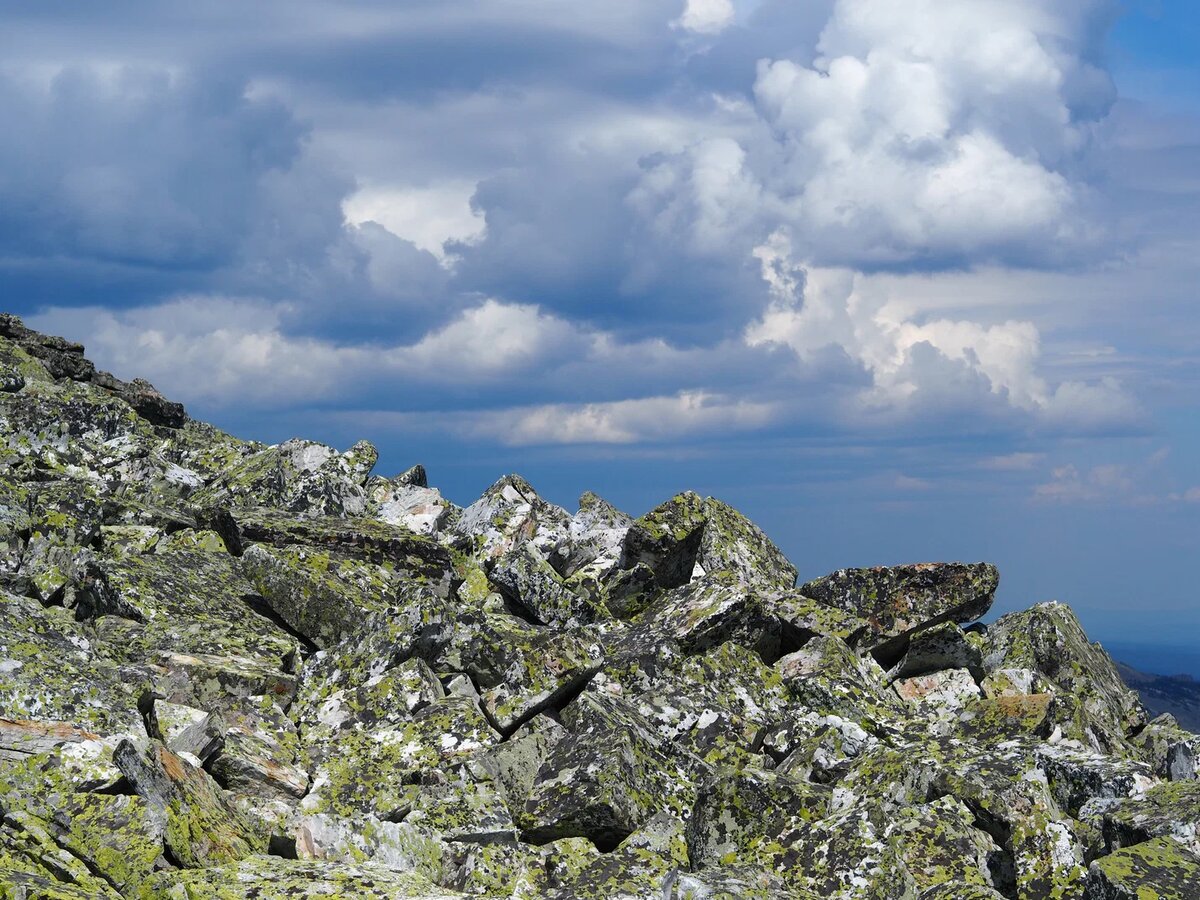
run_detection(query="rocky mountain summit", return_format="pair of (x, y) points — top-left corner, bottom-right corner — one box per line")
(1, 311), (1198, 900)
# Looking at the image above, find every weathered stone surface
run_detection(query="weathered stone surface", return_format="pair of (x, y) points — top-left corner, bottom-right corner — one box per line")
(543, 812), (689, 900)
(520, 723), (682, 849)
(886, 622), (983, 682)
(1133, 713), (1200, 782)
(191, 437), (378, 517)
(777, 635), (903, 723)
(1086, 836), (1200, 899)
(437, 612), (604, 733)
(83, 545), (299, 675)
(292, 812), (447, 878)
(894, 667), (983, 711)
(0, 592), (142, 737)
(301, 695), (499, 821)
(488, 543), (607, 627)
(143, 856), (465, 899)
(448, 475), (571, 563)
(1100, 780), (1200, 855)
(2, 317), (1197, 898)
(0, 790), (164, 894)
(370, 476), (458, 535)
(621, 492), (797, 592)
(800, 562), (998, 659)
(983, 602), (1146, 753)
(886, 795), (999, 891)
(113, 739), (266, 868)
(240, 542), (402, 648)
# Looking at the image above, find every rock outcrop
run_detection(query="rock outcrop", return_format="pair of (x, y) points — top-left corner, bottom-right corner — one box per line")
(0, 313), (1196, 898)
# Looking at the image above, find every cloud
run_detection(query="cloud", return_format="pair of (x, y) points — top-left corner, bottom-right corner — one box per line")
(1034, 463), (1135, 503)
(27, 300), (368, 407)
(0, 66), (304, 268)
(342, 180), (486, 263)
(1, 0), (1178, 469)
(743, 230), (1140, 430)
(361, 391), (775, 446)
(673, 0), (736, 36)
(636, 0), (1118, 269)
(979, 452), (1046, 471)
(1031, 448), (1185, 505)
(395, 300), (590, 379)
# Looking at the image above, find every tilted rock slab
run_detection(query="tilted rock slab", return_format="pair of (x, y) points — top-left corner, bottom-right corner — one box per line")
(0, 313), (1197, 899)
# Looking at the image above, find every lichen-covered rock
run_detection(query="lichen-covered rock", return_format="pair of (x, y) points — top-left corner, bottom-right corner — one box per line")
(292, 812), (447, 878)
(543, 812), (689, 900)
(190, 437), (378, 517)
(301, 695), (499, 821)
(2, 316), (1197, 898)
(777, 635), (904, 724)
(0, 592), (143, 737)
(664, 866), (813, 899)
(443, 839), (550, 896)
(464, 716), (567, 826)
(113, 739), (266, 868)
(436, 612), (603, 733)
(488, 543), (608, 627)
(631, 575), (785, 660)
(0, 788), (164, 894)
(142, 856), (465, 899)
(800, 562), (998, 660)
(82, 546), (299, 679)
(1133, 714), (1199, 783)
(0, 868), (117, 899)
(886, 622), (983, 683)
(520, 722), (686, 849)
(839, 738), (1094, 899)
(982, 603), (1146, 754)
(1085, 836), (1200, 899)
(894, 667), (983, 712)
(448, 475), (571, 563)
(885, 795), (999, 891)
(0, 818), (122, 899)
(686, 767), (831, 869)
(1032, 745), (1151, 819)
(621, 492), (797, 592)
(615, 641), (788, 769)
(1099, 780), (1200, 855)
(240, 542), (403, 648)
(206, 715), (309, 801)
(618, 491), (708, 589)
(370, 468), (459, 536)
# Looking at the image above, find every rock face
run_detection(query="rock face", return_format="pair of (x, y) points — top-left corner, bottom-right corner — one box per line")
(0, 313), (1196, 898)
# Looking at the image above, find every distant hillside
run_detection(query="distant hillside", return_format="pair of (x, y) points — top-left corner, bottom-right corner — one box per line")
(1118, 662), (1200, 731)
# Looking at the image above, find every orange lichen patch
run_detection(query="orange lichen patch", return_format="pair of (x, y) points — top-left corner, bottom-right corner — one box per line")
(157, 745), (190, 782)
(995, 693), (1052, 718)
(0, 717), (101, 742)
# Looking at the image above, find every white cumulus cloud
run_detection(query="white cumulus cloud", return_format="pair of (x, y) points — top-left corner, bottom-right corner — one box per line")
(465, 391), (774, 445)
(673, 0), (736, 35)
(744, 230), (1139, 429)
(639, 0), (1116, 268)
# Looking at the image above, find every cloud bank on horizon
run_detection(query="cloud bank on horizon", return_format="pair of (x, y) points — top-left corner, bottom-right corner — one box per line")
(2, 0), (1199, 639)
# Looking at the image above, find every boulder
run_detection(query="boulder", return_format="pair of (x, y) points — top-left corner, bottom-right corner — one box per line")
(1086, 836), (1200, 899)
(983, 603), (1146, 754)
(800, 562), (998, 661)
(113, 739), (265, 867)
(143, 857), (465, 899)
(191, 438), (378, 517)
(1, 316), (1197, 899)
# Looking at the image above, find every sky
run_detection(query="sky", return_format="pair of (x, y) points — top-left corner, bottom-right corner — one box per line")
(1, 1), (1198, 667)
